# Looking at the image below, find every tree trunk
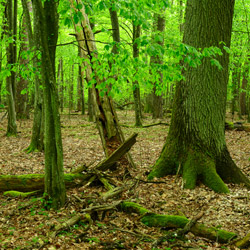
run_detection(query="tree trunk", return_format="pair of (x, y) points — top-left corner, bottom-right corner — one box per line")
(150, 13), (166, 119)
(132, 24), (143, 127)
(22, 0), (44, 152)
(32, 0), (66, 209)
(71, 1), (135, 168)
(58, 58), (64, 113)
(77, 47), (85, 114)
(109, 3), (120, 55)
(68, 64), (74, 116)
(6, 0), (17, 136)
(148, 0), (250, 192)
(16, 8), (30, 120)
(231, 57), (241, 118)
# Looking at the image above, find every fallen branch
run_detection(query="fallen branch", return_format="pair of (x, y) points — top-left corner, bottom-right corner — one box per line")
(225, 121), (250, 132)
(0, 133), (138, 192)
(121, 122), (169, 128)
(119, 201), (237, 244)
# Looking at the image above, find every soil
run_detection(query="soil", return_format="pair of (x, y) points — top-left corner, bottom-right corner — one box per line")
(0, 110), (250, 250)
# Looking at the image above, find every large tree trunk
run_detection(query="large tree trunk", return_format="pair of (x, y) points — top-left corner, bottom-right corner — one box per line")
(32, 0), (66, 209)
(148, 0), (250, 192)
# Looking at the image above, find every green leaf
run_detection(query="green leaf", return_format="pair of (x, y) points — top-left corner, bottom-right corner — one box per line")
(210, 59), (223, 70)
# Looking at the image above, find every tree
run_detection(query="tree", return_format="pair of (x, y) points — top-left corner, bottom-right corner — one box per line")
(16, 8), (30, 120)
(6, 0), (17, 136)
(132, 23), (143, 127)
(148, 0), (250, 192)
(32, 0), (66, 209)
(150, 12), (166, 119)
(22, 0), (44, 152)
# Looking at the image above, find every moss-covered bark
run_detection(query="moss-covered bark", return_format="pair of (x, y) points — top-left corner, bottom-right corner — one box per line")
(32, 0), (66, 209)
(148, 0), (250, 192)
(0, 173), (90, 192)
(120, 201), (237, 243)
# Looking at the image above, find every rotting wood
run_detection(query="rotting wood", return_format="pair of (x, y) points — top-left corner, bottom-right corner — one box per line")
(225, 121), (250, 132)
(119, 201), (237, 244)
(0, 133), (138, 193)
(234, 232), (250, 248)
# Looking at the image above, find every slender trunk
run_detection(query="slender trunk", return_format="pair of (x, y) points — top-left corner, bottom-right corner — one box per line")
(33, 0), (66, 209)
(16, 9), (30, 120)
(77, 48), (85, 114)
(150, 13), (166, 119)
(109, 4), (120, 54)
(22, 0), (44, 152)
(59, 58), (64, 113)
(132, 24), (142, 127)
(68, 64), (74, 115)
(6, 0), (17, 136)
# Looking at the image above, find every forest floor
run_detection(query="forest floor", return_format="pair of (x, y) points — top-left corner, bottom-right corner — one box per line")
(0, 110), (250, 250)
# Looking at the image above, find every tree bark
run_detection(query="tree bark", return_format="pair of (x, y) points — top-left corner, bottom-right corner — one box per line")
(16, 8), (30, 120)
(150, 13), (166, 119)
(22, 0), (44, 152)
(109, 3), (120, 55)
(71, 1), (135, 168)
(6, 0), (17, 136)
(148, 0), (250, 192)
(32, 0), (66, 209)
(132, 24), (143, 127)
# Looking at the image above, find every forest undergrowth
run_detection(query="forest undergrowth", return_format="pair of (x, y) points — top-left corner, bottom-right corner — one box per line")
(0, 110), (250, 250)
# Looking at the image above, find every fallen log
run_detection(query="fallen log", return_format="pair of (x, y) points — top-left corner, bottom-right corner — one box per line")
(0, 133), (138, 192)
(0, 173), (91, 192)
(119, 201), (237, 244)
(225, 121), (250, 132)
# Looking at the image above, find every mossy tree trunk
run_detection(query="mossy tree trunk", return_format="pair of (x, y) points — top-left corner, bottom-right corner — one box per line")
(6, 0), (17, 136)
(22, 0), (44, 152)
(148, 0), (250, 193)
(32, 0), (66, 209)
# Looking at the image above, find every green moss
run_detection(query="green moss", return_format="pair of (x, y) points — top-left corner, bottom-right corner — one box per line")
(182, 153), (199, 189)
(3, 190), (39, 198)
(202, 164), (229, 193)
(142, 214), (189, 228)
(120, 201), (149, 215)
(192, 223), (237, 243)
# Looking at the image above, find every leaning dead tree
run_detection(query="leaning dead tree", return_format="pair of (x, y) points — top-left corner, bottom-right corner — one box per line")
(69, 1), (135, 168)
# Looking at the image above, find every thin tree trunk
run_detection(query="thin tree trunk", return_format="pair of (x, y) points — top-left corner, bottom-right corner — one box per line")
(32, 0), (66, 209)
(150, 13), (166, 119)
(6, 0), (17, 136)
(109, 3), (120, 55)
(16, 9), (30, 120)
(22, 0), (44, 152)
(77, 48), (85, 114)
(132, 24), (142, 127)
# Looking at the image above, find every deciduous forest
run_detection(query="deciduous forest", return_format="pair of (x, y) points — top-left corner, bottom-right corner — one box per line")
(0, 0), (250, 249)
